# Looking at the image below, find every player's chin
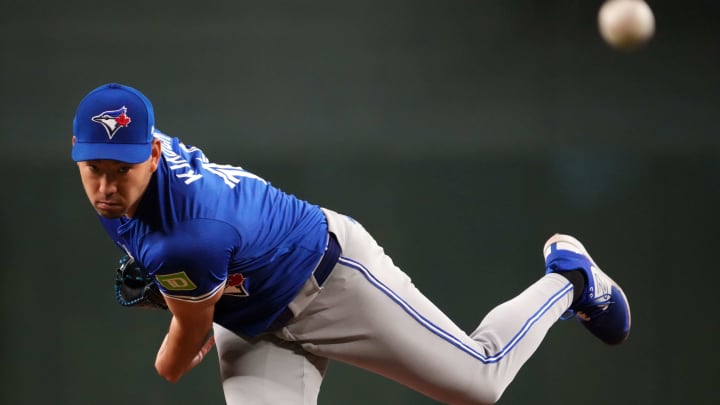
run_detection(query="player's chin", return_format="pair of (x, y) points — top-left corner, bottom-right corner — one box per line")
(94, 204), (126, 219)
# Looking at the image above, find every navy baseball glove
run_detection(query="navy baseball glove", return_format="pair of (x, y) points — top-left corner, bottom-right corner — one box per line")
(114, 255), (168, 310)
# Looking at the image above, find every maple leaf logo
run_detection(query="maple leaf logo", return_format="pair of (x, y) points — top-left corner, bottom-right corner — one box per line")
(224, 273), (249, 297)
(228, 273), (245, 287)
(115, 112), (131, 126)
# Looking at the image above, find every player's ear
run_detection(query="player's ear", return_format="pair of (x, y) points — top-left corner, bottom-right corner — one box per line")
(149, 139), (162, 172)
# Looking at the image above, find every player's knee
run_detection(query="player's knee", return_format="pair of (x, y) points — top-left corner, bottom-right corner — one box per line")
(471, 379), (506, 405)
(476, 393), (501, 405)
(487, 385), (509, 404)
(446, 387), (502, 405)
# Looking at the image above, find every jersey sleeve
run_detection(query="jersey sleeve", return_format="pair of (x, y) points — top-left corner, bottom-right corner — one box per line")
(139, 219), (238, 302)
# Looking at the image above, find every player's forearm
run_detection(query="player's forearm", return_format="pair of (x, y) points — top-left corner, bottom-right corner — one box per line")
(154, 288), (223, 382)
(155, 313), (214, 382)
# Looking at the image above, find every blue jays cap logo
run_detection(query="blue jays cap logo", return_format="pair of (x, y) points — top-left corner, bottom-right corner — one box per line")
(91, 106), (132, 139)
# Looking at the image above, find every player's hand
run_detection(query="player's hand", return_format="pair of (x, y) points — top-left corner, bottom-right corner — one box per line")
(114, 255), (168, 310)
(157, 333), (216, 380)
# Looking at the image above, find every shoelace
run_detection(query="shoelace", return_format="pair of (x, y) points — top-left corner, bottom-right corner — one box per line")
(561, 293), (615, 321)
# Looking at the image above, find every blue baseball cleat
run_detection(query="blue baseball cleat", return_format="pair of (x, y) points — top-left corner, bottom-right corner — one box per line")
(543, 234), (631, 345)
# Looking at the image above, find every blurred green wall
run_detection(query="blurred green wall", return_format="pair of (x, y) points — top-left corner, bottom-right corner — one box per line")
(1, 1), (718, 404)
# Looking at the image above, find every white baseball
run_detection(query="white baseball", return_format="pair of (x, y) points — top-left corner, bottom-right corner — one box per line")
(598, 0), (655, 50)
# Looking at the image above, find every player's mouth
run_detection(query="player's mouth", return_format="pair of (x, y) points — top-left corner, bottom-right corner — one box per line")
(96, 200), (121, 209)
(95, 201), (125, 215)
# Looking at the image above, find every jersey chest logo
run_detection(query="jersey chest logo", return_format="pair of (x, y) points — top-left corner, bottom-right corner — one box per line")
(224, 273), (249, 297)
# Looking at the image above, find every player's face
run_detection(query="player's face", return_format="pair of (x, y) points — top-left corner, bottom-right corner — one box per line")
(76, 140), (161, 219)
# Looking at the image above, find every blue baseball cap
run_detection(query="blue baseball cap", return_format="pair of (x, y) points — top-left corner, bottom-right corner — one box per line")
(72, 83), (155, 163)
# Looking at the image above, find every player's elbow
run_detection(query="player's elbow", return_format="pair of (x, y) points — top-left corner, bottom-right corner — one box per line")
(155, 360), (182, 383)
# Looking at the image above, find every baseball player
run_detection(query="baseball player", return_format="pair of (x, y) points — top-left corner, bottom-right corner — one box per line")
(72, 83), (631, 405)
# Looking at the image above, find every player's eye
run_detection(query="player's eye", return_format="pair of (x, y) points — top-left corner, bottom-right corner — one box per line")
(118, 166), (131, 174)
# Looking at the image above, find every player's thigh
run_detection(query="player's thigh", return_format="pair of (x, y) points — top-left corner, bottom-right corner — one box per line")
(213, 324), (329, 405)
(292, 210), (497, 403)
(282, 261), (499, 404)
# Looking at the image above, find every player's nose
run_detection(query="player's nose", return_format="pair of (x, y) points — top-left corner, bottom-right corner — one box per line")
(98, 175), (117, 196)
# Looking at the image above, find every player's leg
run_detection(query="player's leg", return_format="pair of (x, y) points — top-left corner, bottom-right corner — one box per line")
(274, 209), (628, 404)
(213, 323), (328, 405)
(279, 264), (570, 404)
(273, 210), (570, 404)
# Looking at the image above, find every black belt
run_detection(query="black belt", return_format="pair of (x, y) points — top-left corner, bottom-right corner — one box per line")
(269, 232), (341, 330)
(312, 232), (341, 287)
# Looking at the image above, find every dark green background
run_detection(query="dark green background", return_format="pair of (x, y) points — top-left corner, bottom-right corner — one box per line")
(2, 1), (718, 404)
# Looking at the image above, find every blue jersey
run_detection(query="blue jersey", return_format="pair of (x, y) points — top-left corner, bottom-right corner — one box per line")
(99, 131), (328, 336)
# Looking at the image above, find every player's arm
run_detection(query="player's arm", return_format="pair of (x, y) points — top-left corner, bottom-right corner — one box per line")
(143, 219), (239, 382)
(154, 287), (223, 383)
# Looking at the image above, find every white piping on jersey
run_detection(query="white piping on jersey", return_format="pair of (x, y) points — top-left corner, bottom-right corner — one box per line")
(162, 279), (225, 303)
(337, 256), (574, 364)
